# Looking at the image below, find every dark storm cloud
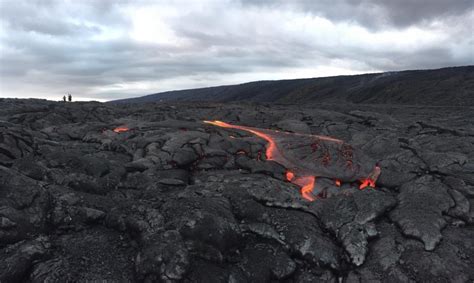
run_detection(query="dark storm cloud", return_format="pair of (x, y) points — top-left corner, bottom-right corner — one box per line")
(240, 0), (473, 29)
(369, 0), (473, 27)
(0, 0), (472, 100)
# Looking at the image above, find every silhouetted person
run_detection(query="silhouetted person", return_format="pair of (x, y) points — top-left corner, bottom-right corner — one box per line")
(68, 94), (72, 102)
(63, 95), (66, 102)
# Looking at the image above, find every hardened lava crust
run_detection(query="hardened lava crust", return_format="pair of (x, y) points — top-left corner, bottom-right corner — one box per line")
(0, 98), (473, 282)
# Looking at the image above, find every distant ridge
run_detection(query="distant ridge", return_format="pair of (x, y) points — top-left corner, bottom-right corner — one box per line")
(111, 66), (474, 106)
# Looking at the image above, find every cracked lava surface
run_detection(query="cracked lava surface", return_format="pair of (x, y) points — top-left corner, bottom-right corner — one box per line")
(0, 99), (473, 282)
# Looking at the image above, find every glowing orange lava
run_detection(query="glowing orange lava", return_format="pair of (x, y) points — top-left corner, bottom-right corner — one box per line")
(286, 171), (295, 181)
(113, 127), (130, 133)
(204, 120), (318, 200)
(293, 176), (316, 201)
(204, 120), (277, 160)
(335, 179), (342, 187)
(359, 166), (381, 189)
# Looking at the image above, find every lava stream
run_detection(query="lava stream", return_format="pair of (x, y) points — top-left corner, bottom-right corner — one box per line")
(293, 175), (316, 201)
(359, 166), (381, 189)
(204, 120), (319, 200)
(203, 120), (278, 159)
(113, 126), (130, 133)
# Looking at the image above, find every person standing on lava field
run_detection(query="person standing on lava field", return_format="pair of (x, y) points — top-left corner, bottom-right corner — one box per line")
(63, 95), (66, 102)
(68, 94), (72, 102)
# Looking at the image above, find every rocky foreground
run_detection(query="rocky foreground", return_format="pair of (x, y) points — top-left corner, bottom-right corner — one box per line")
(0, 98), (473, 282)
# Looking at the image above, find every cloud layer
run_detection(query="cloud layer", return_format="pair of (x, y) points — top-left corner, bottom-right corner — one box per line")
(0, 0), (472, 101)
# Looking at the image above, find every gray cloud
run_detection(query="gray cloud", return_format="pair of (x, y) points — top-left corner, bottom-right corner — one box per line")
(240, 0), (474, 29)
(0, 0), (472, 101)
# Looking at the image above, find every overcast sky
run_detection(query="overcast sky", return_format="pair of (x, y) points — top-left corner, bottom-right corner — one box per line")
(0, 0), (473, 101)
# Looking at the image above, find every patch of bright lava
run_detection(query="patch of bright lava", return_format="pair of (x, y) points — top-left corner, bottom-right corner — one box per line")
(113, 127), (130, 133)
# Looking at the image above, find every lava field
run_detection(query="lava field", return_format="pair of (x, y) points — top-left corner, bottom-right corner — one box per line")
(0, 98), (473, 282)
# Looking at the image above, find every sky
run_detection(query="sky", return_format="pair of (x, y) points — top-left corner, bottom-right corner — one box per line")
(0, 0), (473, 101)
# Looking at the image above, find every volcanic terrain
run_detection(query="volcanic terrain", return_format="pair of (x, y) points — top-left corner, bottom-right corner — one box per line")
(0, 98), (473, 282)
(114, 66), (474, 106)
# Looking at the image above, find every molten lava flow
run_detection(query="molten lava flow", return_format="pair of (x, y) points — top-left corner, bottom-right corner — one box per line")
(203, 120), (381, 201)
(204, 120), (319, 200)
(204, 120), (277, 160)
(293, 176), (316, 201)
(113, 126), (130, 133)
(286, 171), (295, 181)
(359, 166), (381, 189)
(359, 179), (373, 189)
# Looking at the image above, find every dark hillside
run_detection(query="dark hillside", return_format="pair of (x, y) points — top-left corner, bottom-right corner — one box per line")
(112, 66), (474, 106)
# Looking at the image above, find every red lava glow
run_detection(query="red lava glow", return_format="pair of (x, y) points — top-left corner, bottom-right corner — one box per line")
(335, 179), (342, 187)
(359, 179), (373, 189)
(204, 120), (277, 160)
(286, 171), (295, 181)
(293, 176), (316, 201)
(113, 127), (130, 133)
(359, 166), (381, 189)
